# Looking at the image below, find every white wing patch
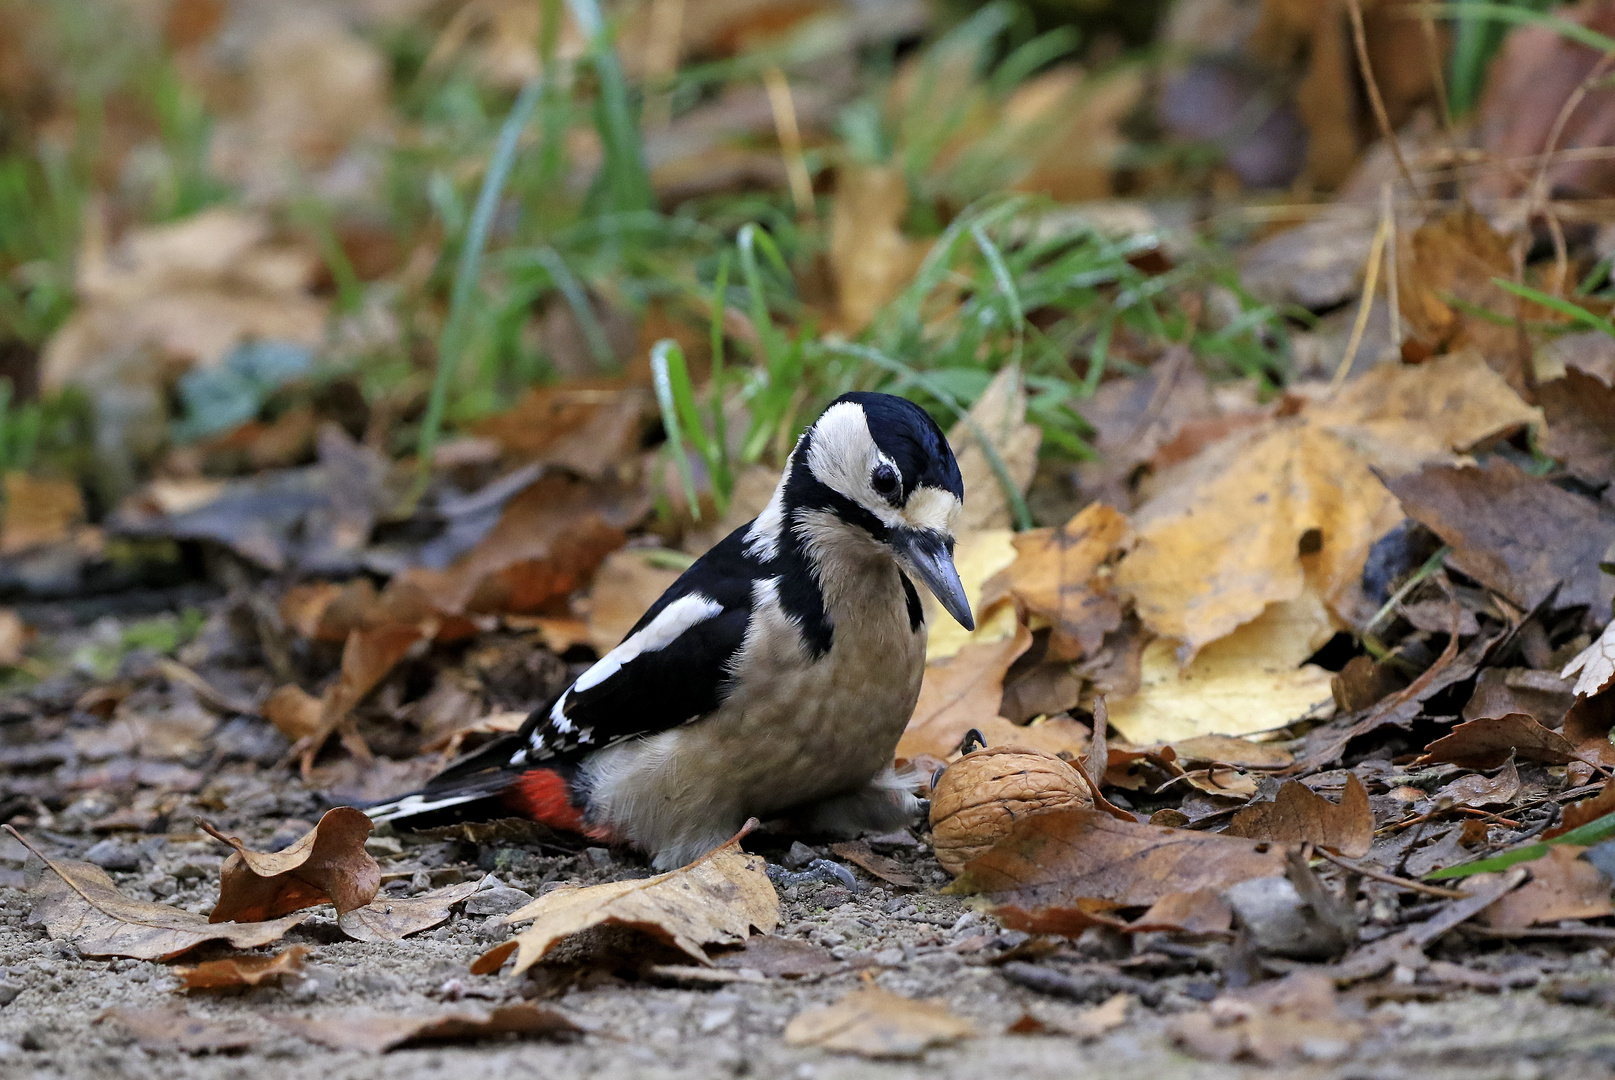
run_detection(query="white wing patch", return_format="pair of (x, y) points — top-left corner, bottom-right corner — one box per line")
(574, 592), (726, 693)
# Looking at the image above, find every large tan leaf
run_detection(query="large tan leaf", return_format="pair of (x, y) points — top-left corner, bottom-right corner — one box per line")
(276, 1004), (580, 1054)
(924, 527), (1018, 661)
(472, 831), (777, 977)
(949, 808), (1286, 922)
(1106, 591), (1335, 744)
(785, 986), (974, 1059)
(337, 880), (482, 943)
(1223, 775), (1373, 857)
(990, 503), (1129, 661)
(1116, 352), (1538, 659)
(201, 807), (380, 922)
(6, 826), (309, 961)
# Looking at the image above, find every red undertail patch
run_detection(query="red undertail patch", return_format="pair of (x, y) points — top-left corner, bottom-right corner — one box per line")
(503, 769), (611, 840)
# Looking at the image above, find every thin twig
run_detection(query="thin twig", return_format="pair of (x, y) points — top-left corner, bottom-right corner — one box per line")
(1345, 0), (1418, 196)
(1417, 11), (1467, 209)
(1525, 51), (1615, 296)
(1382, 181), (1402, 357)
(1332, 209), (1390, 391)
(1315, 848), (1472, 899)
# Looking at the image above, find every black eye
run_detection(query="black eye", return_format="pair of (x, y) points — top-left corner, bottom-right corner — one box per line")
(871, 464), (899, 497)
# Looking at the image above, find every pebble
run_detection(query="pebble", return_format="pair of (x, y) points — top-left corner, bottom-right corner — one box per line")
(465, 887), (535, 916)
(583, 847), (614, 869)
(0, 982), (21, 1007)
(81, 839), (141, 872)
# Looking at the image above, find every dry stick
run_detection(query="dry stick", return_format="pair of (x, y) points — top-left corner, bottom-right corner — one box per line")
(1331, 207), (1390, 392)
(1417, 11), (1468, 209)
(763, 66), (816, 224)
(1382, 180), (1402, 356)
(1526, 51), (1615, 296)
(1345, 0), (1418, 196)
(1315, 848), (1471, 900)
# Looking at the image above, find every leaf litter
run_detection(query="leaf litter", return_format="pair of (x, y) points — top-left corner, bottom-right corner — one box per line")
(7, 0), (1615, 1074)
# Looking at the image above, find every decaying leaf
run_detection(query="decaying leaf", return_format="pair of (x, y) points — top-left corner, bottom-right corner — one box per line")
(896, 621), (1032, 761)
(829, 163), (927, 334)
(1, 472), (84, 554)
(1011, 992), (1132, 1040)
(711, 934), (843, 978)
(472, 830), (777, 976)
(584, 547), (685, 654)
(337, 879), (482, 942)
(1539, 368), (1615, 488)
(1224, 775), (1373, 858)
(1547, 781), (1615, 840)
(1564, 620), (1615, 701)
(1419, 714), (1576, 770)
(102, 1008), (262, 1053)
(948, 366), (1042, 533)
(201, 807), (380, 922)
(1482, 846), (1615, 930)
(1170, 972), (1364, 1065)
(1106, 592), (1335, 744)
(1434, 756), (1521, 809)
(1170, 735), (1293, 770)
(1385, 459), (1615, 615)
(7, 826), (308, 961)
(925, 527), (1019, 661)
(989, 503), (1129, 662)
(829, 841), (921, 889)
(950, 808), (1287, 928)
(784, 985), (974, 1059)
(1116, 352), (1538, 658)
(474, 382), (653, 479)
(276, 1003), (580, 1054)
(176, 946), (309, 990)
(262, 684), (323, 742)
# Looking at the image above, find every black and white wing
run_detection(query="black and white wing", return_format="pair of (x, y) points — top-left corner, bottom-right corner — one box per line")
(509, 525), (760, 765)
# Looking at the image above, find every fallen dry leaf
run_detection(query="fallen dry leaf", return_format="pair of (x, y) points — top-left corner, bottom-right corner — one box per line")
(1464, 667), (1575, 730)
(1385, 459), (1615, 615)
(474, 382), (653, 480)
(950, 808), (1287, 929)
(829, 841), (921, 889)
(1076, 346), (1222, 507)
(176, 946), (309, 990)
(473, 829), (777, 976)
(1106, 591), (1335, 744)
(585, 547), (684, 654)
(711, 934), (843, 978)
(201, 807), (380, 922)
(990, 503), (1129, 662)
(276, 1003), (580, 1054)
(1396, 212), (1520, 371)
(338, 879), (482, 942)
(1170, 971), (1364, 1065)
(1547, 781), (1615, 840)
(1116, 352), (1538, 658)
(1564, 619), (1615, 701)
(948, 366), (1042, 533)
(1482, 846), (1615, 930)
(829, 162), (927, 334)
(1019, 992), (1132, 1040)
(896, 620), (1031, 761)
(1170, 735), (1293, 770)
(1435, 756), (1521, 808)
(262, 684), (323, 742)
(1539, 368), (1615, 488)
(784, 985), (974, 1059)
(924, 527), (1018, 661)
(1224, 775), (1373, 858)
(6, 826), (308, 960)
(1, 471), (84, 554)
(102, 1008), (261, 1053)
(0, 608), (27, 666)
(1129, 889), (1234, 934)
(1419, 713), (1576, 770)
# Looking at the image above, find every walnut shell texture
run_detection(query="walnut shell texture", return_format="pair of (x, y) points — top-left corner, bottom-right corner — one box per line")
(929, 744), (1094, 875)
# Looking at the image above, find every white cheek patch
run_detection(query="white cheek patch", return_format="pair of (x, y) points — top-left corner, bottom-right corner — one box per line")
(571, 593), (725, 694)
(902, 485), (961, 534)
(805, 402), (906, 527)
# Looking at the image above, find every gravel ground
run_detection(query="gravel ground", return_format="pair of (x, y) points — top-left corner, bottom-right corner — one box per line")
(6, 821), (1615, 1080)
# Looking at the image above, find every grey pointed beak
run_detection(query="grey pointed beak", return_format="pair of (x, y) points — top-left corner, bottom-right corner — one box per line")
(892, 528), (974, 631)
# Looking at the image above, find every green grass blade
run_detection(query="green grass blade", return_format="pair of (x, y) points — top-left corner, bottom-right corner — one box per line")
(1493, 277), (1615, 337)
(534, 246), (618, 367)
(708, 251), (732, 500)
(417, 76), (544, 486)
(651, 339), (703, 521)
(1428, 2), (1615, 55)
(566, 0), (653, 214)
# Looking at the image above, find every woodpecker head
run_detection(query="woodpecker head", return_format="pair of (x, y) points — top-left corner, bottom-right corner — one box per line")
(762, 391), (973, 630)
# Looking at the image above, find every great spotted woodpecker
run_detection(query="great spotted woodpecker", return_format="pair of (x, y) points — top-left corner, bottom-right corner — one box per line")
(368, 392), (973, 868)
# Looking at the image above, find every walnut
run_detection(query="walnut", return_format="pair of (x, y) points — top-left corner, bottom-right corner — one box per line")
(928, 745), (1094, 875)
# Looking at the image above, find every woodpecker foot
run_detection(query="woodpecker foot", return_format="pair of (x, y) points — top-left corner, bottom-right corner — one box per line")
(766, 858), (861, 892)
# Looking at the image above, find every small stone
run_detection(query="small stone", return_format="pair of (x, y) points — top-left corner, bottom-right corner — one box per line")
(82, 839), (141, 872)
(364, 836), (402, 856)
(149, 877), (178, 899)
(783, 841), (817, 869)
(19, 1027), (49, 1051)
(410, 870), (432, 893)
(698, 1007), (735, 1033)
(582, 847), (613, 869)
(0, 982), (22, 1007)
(464, 887), (535, 916)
